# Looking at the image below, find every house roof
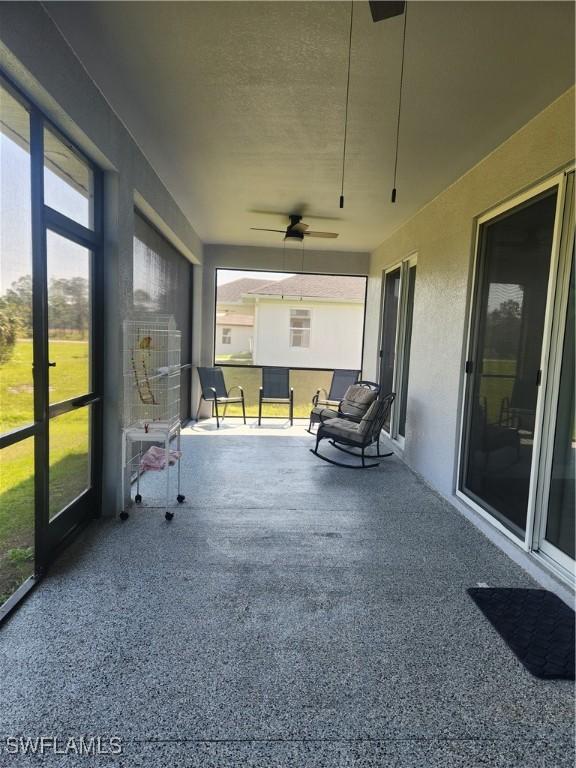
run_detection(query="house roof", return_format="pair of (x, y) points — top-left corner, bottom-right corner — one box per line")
(217, 278), (270, 303)
(216, 312), (254, 327)
(247, 274), (366, 301)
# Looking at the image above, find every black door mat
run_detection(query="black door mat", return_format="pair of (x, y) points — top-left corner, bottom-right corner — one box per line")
(467, 587), (575, 680)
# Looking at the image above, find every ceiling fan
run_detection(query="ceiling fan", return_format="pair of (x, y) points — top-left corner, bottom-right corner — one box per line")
(251, 215), (338, 242)
(369, 1), (405, 23)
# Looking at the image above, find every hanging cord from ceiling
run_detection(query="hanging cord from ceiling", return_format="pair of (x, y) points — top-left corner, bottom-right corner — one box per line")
(299, 237), (305, 300)
(281, 238), (286, 299)
(340, 1), (355, 209)
(391, 2), (408, 203)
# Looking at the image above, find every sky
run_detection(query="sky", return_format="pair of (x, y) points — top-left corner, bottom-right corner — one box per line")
(1, 111), (91, 295)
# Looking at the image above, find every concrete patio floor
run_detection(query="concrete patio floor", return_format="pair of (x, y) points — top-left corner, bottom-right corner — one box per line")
(0, 424), (573, 767)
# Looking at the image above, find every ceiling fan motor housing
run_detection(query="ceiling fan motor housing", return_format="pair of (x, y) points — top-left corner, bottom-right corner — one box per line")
(284, 229), (304, 242)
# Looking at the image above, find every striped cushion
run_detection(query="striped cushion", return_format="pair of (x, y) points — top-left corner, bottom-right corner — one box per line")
(310, 406), (339, 421)
(358, 401), (380, 436)
(339, 385), (377, 420)
(320, 417), (364, 444)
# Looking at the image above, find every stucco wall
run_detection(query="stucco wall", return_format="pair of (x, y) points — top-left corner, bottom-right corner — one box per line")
(0, 2), (203, 515)
(253, 301), (364, 369)
(364, 87), (575, 498)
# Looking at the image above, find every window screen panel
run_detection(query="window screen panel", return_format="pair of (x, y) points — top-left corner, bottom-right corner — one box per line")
(133, 213), (192, 421)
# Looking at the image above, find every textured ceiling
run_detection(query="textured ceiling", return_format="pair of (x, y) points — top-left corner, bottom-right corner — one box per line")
(46, 1), (575, 252)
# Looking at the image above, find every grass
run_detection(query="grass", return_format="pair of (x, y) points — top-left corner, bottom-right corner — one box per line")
(0, 339), (90, 604)
(220, 360), (519, 423)
(479, 358), (517, 423)
(220, 367), (334, 419)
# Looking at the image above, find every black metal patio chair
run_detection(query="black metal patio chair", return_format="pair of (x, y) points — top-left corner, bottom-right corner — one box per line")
(196, 366), (246, 429)
(258, 367), (294, 425)
(310, 392), (396, 469)
(311, 369), (360, 409)
(308, 380), (380, 432)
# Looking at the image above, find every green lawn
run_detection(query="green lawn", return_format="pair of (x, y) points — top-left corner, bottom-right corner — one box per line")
(479, 358), (517, 424)
(0, 339), (90, 604)
(221, 360), (518, 423)
(220, 367), (334, 419)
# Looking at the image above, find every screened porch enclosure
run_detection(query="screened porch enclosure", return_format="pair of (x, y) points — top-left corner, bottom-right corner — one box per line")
(211, 269), (368, 420)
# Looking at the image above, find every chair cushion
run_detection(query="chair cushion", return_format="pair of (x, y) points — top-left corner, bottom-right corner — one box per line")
(339, 385), (378, 420)
(358, 400), (380, 436)
(310, 406), (339, 421)
(320, 417), (364, 444)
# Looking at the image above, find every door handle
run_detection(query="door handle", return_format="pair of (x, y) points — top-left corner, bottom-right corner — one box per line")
(48, 361), (56, 367)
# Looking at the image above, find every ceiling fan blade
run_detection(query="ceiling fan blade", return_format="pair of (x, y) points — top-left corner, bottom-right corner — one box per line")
(305, 231), (339, 239)
(249, 209), (342, 222)
(369, 1), (405, 22)
(250, 228), (286, 233)
(291, 222), (309, 233)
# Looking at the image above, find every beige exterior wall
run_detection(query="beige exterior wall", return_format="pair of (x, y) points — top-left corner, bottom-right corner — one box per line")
(215, 323), (253, 358)
(253, 300), (364, 369)
(364, 87), (575, 498)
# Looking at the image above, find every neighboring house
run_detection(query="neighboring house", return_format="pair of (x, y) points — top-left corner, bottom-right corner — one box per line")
(214, 277), (269, 360)
(215, 312), (254, 357)
(215, 274), (365, 368)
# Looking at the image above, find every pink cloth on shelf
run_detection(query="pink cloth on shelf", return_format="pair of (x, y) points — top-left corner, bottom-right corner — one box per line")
(139, 445), (182, 471)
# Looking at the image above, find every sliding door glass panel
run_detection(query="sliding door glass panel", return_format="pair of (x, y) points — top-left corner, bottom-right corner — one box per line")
(463, 190), (557, 535)
(44, 127), (94, 229)
(398, 265), (416, 437)
(0, 87), (33, 435)
(545, 256), (574, 559)
(380, 268), (401, 431)
(46, 231), (91, 404)
(0, 438), (35, 604)
(49, 406), (91, 520)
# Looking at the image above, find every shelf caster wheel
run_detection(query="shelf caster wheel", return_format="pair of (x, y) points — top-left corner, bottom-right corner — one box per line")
(119, 511), (129, 521)
(177, 494), (185, 504)
(134, 494), (142, 504)
(165, 511), (174, 521)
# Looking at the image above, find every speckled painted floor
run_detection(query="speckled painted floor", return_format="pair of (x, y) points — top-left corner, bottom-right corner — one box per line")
(0, 427), (573, 767)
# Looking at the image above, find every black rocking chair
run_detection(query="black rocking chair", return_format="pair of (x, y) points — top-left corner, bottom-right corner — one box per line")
(196, 366), (246, 429)
(308, 380), (380, 432)
(310, 392), (396, 469)
(258, 367), (294, 425)
(308, 369), (360, 430)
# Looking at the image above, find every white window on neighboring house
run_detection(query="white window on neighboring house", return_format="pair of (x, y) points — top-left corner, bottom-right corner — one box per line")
(289, 309), (311, 348)
(221, 327), (232, 345)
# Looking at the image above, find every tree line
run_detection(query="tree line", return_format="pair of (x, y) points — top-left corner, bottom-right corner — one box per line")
(0, 274), (89, 364)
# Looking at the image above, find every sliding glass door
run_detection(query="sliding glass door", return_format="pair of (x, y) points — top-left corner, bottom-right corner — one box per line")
(461, 170), (575, 582)
(379, 255), (417, 442)
(461, 188), (557, 536)
(0, 77), (102, 615)
(542, 258), (574, 563)
(536, 172), (575, 574)
(380, 267), (401, 432)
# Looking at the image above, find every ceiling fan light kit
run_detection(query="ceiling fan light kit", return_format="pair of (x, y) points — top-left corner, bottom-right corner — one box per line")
(369, 1), (406, 23)
(250, 214), (339, 242)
